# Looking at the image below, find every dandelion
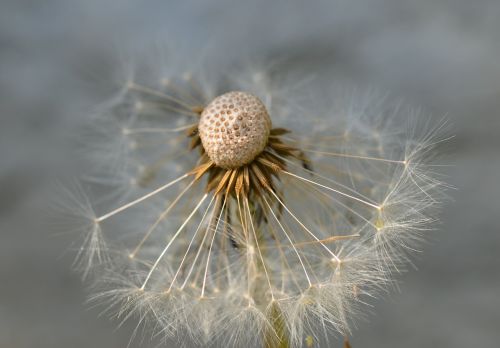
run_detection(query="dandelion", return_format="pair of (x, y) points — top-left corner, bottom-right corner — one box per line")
(69, 53), (450, 347)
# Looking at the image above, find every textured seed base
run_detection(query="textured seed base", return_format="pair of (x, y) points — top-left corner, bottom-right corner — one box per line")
(199, 91), (272, 169)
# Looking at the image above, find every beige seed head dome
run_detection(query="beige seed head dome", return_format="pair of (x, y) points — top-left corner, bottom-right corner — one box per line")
(198, 91), (272, 169)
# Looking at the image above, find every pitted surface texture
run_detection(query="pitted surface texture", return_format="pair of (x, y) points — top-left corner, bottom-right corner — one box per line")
(199, 91), (271, 168)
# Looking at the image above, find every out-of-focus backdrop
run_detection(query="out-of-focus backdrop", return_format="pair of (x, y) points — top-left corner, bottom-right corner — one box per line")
(1, 1), (499, 347)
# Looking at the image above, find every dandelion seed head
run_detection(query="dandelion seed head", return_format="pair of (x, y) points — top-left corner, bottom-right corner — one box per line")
(64, 49), (451, 347)
(199, 91), (271, 169)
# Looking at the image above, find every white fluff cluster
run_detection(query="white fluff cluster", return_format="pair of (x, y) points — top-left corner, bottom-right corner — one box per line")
(68, 50), (450, 347)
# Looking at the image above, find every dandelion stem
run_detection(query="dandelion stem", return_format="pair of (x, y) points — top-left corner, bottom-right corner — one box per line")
(264, 302), (290, 348)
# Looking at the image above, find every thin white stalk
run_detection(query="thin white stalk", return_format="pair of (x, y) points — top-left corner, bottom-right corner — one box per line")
(127, 82), (197, 113)
(161, 78), (203, 105)
(130, 178), (197, 258)
(96, 173), (189, 222)
(167, 194), (216, 292)
(269, 190), (341, 263)
(263, 196), (312, 287)
(137, 100), (199, 117)
(245, 197), (275, 300)
(201, 196), (226, 298)
(141, 193), (208, 290)
(267, 223), (302, 294)
(283, 171), (381, 210)
(123, 124), (197, 135)
(294, 178), (376, 228)
(180, 196), (221, 290)
(302, 149), (406, 164)
(237, 194), (252, 303)
(186, 75), (208, 103)
(277, 154), (377, 205)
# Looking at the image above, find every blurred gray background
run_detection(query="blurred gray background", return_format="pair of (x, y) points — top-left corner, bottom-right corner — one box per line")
(1, 0), (499, 347)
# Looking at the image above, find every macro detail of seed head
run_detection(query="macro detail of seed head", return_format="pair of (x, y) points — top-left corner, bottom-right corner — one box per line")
(199, 91), (272, 169)
(66, 53), (451, 348)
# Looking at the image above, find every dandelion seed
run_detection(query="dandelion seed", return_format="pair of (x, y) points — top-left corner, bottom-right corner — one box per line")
(67, 53), (450, 347)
